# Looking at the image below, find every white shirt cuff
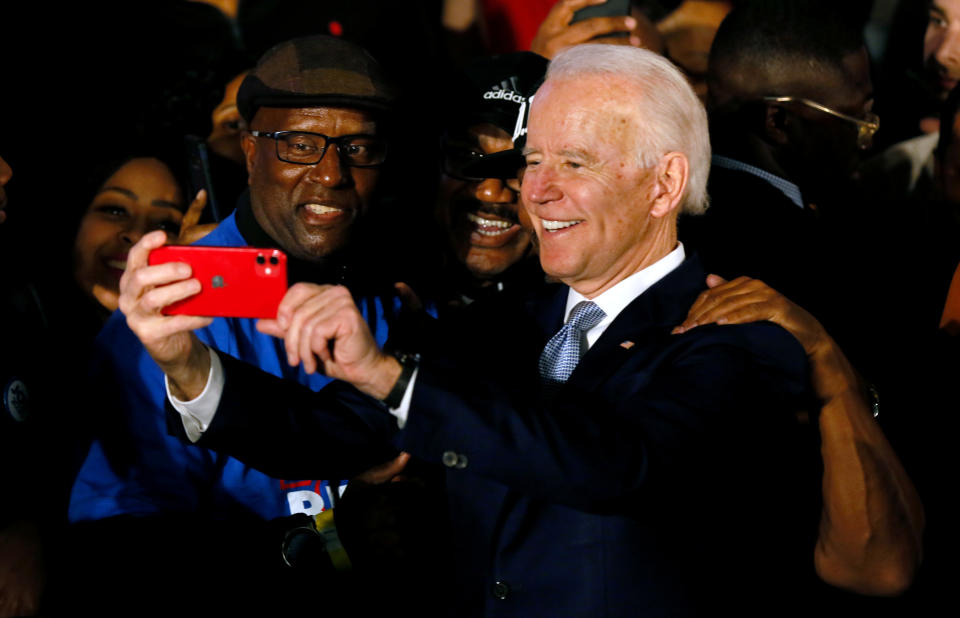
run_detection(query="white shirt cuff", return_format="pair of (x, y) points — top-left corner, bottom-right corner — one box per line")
(166, 346), (224, 443)
(388, 366), (418, 429)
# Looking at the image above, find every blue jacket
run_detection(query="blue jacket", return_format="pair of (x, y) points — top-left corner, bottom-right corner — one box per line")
(69, 209), (401, 523)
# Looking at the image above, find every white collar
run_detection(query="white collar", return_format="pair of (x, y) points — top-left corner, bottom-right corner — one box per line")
(565, 243), (686, 345)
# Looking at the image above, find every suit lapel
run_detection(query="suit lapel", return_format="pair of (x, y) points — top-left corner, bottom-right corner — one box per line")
(566, 256), (708, 393)
(529, 283), (568, 344)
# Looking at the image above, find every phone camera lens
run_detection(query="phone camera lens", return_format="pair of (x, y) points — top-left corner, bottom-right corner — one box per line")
(269, 256), (279, 266)
(256, 255), (266, 265)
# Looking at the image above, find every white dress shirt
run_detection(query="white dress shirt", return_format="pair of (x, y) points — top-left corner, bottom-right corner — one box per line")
(566, 243), (686, 349)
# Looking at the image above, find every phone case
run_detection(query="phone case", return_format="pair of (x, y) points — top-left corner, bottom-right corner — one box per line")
(571, 0), (632, 24)
(148, 245), (288, 318)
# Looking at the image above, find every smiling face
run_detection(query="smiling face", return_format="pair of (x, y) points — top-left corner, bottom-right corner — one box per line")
(241, 106), (381, 262)
(74, 157), (185, 311)
(520, 76), (683, 297)
(440, 123), (533, 279)
(925, 0), (960, 100)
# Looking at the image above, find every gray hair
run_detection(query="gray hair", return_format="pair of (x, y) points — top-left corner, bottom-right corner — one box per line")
(545, 44), (710, 215)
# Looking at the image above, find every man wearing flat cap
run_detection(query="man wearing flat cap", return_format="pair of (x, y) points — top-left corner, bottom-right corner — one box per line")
(64, 35), (422, 613)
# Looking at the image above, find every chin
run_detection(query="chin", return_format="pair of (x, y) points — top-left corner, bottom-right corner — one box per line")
(465, 262), (509, 279)
(464, 251), (520, 279)
(537, 251), (576, 279)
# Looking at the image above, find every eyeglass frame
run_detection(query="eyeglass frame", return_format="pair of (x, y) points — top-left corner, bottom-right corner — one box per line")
(248, 130), (387, 167)
(440, 140), (486, 181)
(761, 96), (880, 150)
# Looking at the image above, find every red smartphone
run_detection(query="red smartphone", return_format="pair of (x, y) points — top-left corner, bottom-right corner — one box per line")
(148, 245), (288, 318)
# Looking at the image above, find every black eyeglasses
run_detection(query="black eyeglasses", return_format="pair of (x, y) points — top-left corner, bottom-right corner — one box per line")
(249, 130), (387, 167)
(762, 96), (880, 150)
(441, 143), (486, 181)
(441, 144), (524, 191)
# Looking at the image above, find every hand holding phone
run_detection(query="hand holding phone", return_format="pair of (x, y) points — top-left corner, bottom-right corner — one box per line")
(148, 245), (288, 319)
(118, 231), (217, 400)
(532, 0), (636, 59)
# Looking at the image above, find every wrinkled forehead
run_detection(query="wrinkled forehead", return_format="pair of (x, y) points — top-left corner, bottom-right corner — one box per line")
(528, 78), (642, 151)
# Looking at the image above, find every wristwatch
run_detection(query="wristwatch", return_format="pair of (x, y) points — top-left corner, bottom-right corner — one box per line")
(382, 351), (419, 409)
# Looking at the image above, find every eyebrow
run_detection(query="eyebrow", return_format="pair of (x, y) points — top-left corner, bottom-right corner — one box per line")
(152, 199), (185, 212)
(520, 147), (599, 164)
(559, 149), (598, 164)
(97, 186), (136, 200)
(97, 186), (184, 212)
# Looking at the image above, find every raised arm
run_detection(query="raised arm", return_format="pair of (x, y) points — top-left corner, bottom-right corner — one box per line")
(118, 230), (213, 400)
(530, 0), (643, 59)
(675, 275), (925, 595)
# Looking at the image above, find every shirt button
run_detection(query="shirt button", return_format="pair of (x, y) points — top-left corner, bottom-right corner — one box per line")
(454, 454), (468, 469)
(442, 451), (459, 467)
(492, 581), (510, 600)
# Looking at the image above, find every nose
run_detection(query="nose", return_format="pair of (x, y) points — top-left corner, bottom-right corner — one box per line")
(307, 144), (348, 187)
(120, 219), (150, 246)
(520, 165), (562, 206)
(936, 26), (960, 73)
(474, 177), (515, 204)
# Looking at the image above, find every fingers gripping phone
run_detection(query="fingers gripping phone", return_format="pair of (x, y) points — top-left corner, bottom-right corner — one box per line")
(149, 246), (288, 318)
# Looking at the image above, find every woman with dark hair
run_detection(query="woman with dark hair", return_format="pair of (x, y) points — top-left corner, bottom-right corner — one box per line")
(0, 145), (203, 615)
(72, 155), (189, 316)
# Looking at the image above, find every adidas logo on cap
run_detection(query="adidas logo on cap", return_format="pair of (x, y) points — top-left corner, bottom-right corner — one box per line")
(483, 88), (526, 103)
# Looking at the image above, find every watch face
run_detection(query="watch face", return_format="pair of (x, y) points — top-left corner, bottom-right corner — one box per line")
(3, 378), (30, 423)
(394, 351), (420, 366)
(281, 523), (324, 569)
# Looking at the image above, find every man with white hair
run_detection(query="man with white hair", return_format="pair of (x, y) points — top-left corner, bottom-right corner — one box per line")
(122, 45), (816, 616)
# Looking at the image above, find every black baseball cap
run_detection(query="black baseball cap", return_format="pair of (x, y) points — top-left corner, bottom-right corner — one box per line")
(448, 52), (546, 180)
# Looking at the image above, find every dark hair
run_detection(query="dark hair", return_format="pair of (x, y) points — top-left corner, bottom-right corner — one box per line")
(56, 138), (190, 263)
(709, 0), (865, 94)
(80, 138), (189, 213)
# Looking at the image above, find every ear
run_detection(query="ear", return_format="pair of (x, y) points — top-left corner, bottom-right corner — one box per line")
(648, 152), (688, 219)
(241, 132), (258, 184)
(764, 104), (790, 146)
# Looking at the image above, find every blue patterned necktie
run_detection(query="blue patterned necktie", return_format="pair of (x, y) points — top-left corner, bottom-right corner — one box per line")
(539, 301), (607, 384)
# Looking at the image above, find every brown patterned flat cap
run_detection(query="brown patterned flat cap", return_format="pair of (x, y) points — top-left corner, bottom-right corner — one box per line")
(237, 35), (395, 124)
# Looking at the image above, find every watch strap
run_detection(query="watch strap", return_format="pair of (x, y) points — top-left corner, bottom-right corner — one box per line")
(382, 351), (419, 409)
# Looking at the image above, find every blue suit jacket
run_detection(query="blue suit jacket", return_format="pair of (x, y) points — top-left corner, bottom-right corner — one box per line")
(188, 255), (820, 617)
